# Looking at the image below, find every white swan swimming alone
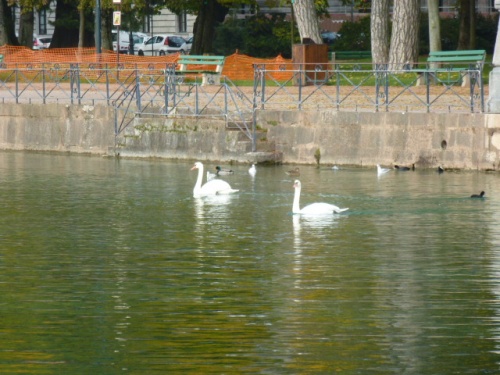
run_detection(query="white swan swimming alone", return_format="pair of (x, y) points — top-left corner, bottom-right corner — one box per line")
(377, 164), (391, 176)
(191, 162), (239, 198)
(249, 164), (256, 176)
(292, 180), (348, 215)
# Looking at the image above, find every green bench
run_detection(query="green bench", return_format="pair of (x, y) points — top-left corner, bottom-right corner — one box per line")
(332, 51), (371, 60)
(176, 55), (225, 85)
(177, 55), (225, 74)
(421, 49), (486, 86)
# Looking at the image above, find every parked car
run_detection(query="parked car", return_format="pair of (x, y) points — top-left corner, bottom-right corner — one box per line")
(181, 36), (193, 54)
(132, 35), (150, 54)
(112, 30), (149, 54)
(136, 34), (189, 56)
(33, 35), (52, 50)
(321, 31), (340, 44)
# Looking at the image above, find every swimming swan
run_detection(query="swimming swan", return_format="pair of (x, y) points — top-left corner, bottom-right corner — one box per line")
(292, 180), (348, 215)
(249, 164), (256, 176)
(191, 162), (239, 198)
(377, 164), (391, 176)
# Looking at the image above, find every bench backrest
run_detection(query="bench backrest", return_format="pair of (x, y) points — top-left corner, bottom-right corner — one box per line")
(334, 51), (371, 60)
(177, 55), (225, 73)
(427, 50), (486, 67)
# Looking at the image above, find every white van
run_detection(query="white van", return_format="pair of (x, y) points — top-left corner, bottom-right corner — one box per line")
(112, 30), (149, 54)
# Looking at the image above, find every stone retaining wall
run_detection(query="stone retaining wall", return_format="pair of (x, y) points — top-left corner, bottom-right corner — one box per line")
(0, 103), (499, 170)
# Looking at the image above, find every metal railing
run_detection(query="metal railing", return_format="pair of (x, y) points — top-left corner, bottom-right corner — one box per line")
(0, 62), (487, 152)
(253, 62), (484, 114)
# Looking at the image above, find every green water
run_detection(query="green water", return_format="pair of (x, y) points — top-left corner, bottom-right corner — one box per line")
(1, 152), (500, 374)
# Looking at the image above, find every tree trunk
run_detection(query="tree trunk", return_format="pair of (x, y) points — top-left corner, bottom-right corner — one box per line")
(79, 7), (85, 48)
(0, 0), (7, 46)
(370, 0), (390, 66)
(19, 8), (34, 49)
(292, 0), (322, 44)
(389, 0), (420, 69)
(192, 0), (228, 55)
(50, 0), (80, 48)
(0, 0), (19, 46)
(457, 0), (475, 50)
(428, 0), (442, 53)
(101, 8), (113, 51)
(469, 0), (476, 49)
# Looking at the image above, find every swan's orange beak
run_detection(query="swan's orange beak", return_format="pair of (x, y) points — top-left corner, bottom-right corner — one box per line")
(190, 165), (198, 171)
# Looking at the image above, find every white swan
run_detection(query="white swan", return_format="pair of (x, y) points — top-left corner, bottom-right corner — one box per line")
(377, 164), (391, 176)
(191, 162), (239, 198)
(292, 180), (348, 215)
(249, 164), (256, 176)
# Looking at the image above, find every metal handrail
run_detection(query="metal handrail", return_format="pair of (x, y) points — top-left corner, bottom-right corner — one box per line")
(0, 63), (487, 153)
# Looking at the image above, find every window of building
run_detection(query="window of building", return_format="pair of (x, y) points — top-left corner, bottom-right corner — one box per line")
(38, 9), (47, 35)
(143, 15), (151, 33)
(178, 12), (187, 33)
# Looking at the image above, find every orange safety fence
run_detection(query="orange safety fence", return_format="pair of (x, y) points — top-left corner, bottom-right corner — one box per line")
(0, 45), (293, 82)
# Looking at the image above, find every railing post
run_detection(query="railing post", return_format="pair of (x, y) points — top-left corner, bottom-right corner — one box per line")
(426, 72), (431, 113)
(335, 64), (340, 110)
(75, 63), (82, 105)
(15, 66), (19, 104)
(70, 63), (79, 105)
(298, 65), (302, 110)
(135, 66), (141, 112)
(195, 80), (199, 115)
(384, 66), (389, 112)
(42, 64), (46, 105)
(106, 64), (110, 106)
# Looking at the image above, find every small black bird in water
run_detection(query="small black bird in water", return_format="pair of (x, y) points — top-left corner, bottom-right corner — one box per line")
(286, 167), (300, 176)
(394, 163), (415, 171)
(437, 166), (445, 174)
(470, 191), (485, 198)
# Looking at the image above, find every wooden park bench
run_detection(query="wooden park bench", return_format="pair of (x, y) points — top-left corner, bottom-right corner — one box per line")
(176, 55), (225, 85)
(332, 51), (372, 60)
(418, 49), (486, 87)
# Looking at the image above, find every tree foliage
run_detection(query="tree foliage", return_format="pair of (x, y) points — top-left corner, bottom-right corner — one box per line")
(213, 12), (295, 58)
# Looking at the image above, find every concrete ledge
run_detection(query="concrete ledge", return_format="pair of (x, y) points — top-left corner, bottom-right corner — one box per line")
(1, 103), (500, 170)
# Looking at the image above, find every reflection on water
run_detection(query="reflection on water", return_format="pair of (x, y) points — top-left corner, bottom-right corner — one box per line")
(1, 153), (500, 374)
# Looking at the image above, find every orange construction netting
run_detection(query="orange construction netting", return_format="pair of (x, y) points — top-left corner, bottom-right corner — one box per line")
(0, 45), (293, 81)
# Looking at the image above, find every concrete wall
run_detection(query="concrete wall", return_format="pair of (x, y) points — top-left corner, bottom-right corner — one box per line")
(258, 110), (500, 170)
(1, 103), (500, 170)
(0, 104), (115, 155)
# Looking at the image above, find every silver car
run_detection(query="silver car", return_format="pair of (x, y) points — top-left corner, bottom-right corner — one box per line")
(137, 34), (189, 56)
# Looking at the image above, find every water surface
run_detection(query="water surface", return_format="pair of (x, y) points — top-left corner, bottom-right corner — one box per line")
(1, 152), (500, 374)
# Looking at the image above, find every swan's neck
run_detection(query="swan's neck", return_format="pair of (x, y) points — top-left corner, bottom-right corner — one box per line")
(292, 186), (301, 213)
(194, 164), (204, 195)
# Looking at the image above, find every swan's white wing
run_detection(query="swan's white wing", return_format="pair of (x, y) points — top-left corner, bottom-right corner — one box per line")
(299, 203), (348, 215)
(197, 179), (238, 197)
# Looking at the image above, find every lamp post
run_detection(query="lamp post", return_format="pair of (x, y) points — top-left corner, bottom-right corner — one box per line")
(488, 0), (500, 112)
